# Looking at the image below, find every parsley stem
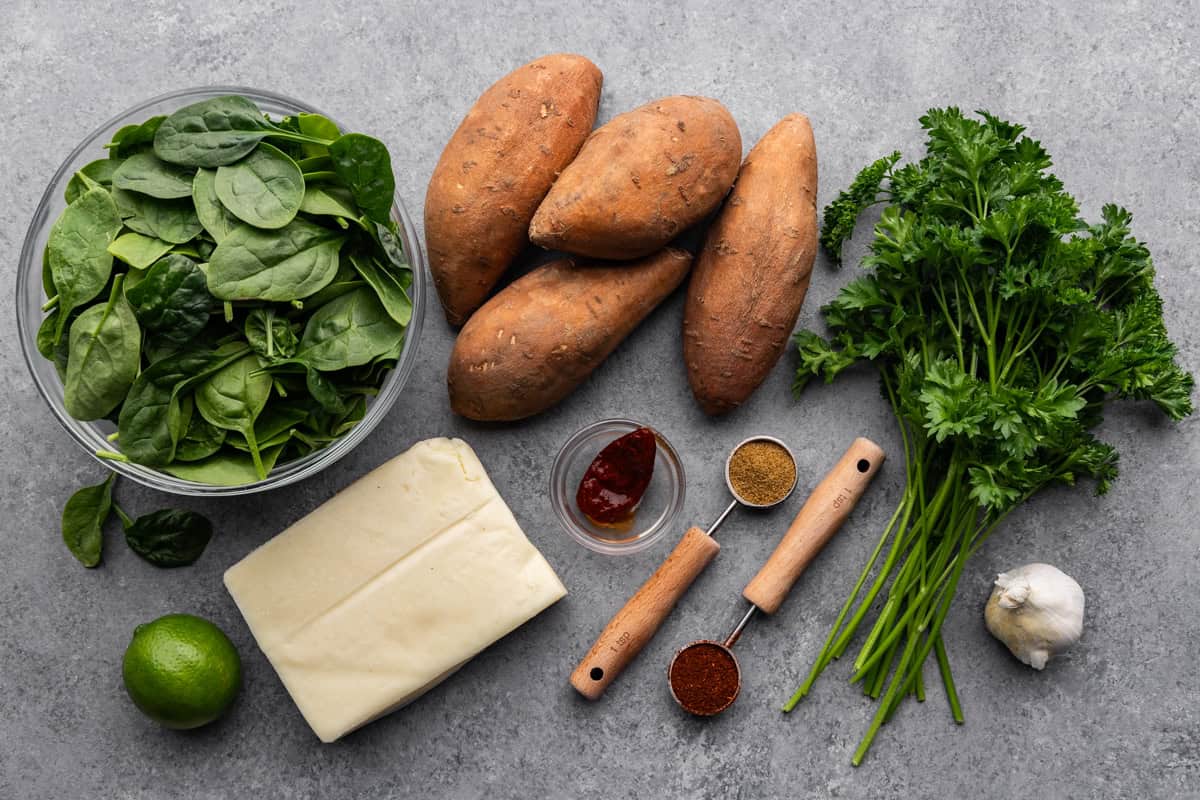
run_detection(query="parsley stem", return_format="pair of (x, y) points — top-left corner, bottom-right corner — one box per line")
(935, 634), (964, 724)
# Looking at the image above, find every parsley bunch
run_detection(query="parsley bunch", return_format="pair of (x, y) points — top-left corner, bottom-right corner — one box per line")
(783, 109), (1193, 763)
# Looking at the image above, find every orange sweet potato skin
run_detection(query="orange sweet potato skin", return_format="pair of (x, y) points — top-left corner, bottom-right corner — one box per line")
(448, 248), (694, 421)
(425, 54), (603, 326)
(683, 114), (818, 415)
(528, 96), (742, 260)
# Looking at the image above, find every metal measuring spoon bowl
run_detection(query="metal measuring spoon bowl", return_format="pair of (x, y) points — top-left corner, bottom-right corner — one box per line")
(667, 639), (741, 716)
(724, 435), (799, 509)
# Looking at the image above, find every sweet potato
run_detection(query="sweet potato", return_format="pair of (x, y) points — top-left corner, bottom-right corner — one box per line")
(528, 96), (741, 260)
(425, 54), (603, 326)
(682, 114), (818, 415)
(448, 248), (694, 421)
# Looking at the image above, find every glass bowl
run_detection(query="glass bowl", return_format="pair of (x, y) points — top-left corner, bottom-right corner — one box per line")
(549, 418), (686, 556)
(15, 86), (426, 496)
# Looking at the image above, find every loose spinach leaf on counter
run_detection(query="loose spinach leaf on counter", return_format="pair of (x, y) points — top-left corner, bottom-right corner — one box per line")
(61, 473), (116, 567)
(120, 508), (213, 567)
(37, 94), (409, 485)
(59, 473), (214, 569)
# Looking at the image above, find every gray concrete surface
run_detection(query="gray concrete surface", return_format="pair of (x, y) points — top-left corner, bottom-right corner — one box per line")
(2, 1), (1198, 798)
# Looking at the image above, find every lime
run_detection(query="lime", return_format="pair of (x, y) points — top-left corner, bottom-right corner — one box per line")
(122, 613), (242, 730)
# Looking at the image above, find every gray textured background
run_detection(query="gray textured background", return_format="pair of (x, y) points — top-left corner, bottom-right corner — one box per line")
(2, 1), (1198, 798)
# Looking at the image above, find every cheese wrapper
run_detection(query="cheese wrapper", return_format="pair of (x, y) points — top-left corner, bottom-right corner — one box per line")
(224, 437), (567, 742)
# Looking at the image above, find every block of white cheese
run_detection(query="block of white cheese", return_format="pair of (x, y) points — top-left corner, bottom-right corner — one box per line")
(224, 437), (567, 742)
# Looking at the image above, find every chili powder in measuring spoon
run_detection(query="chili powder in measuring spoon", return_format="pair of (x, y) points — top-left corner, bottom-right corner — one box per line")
(668, 641), (740, 715)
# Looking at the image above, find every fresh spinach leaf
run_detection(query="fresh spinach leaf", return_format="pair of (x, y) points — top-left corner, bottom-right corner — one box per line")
(192, 168), (239, 243)
(296, 155), (332, 174)
(105, 115), (165, 157)
(65, 158), (124, 204)
(153, 95), (275, 167)
(174, 412), (227, 461)
(373, 221), (413, 277)
(297, 113), (340, 157)
(61, 473), (115, 568)
(332, 395), (367, 437)
(195, 351), (272, 479)
(299, 184), (359, 220)
(350, 252), (412, 325)
(206, 217), (344, 301)
(113, 188), (203, 244)
(299, 257), (361, 309)
(108, 232), (174, 269)
(163, 444), (284, 486)
(295, 286), (404, 371)
(172, 393), (195, 445)
(227, 403), (309, 452)
(37, 310), (71, 378)
(305, 366), (345, 413)
(329, 133), (395, 224)
(47, 187), (123, 341)
(64, 276), (141, 420)
(122, 508), (212, 567)
(125, 254), (212, 345)
(214, 142), (304, 229)
(117, 345), (249, 466)
(154, 96), (334, 168)
(171, 239), (215, 260)
(112, 152), (196, 199)
(244, 308), (298, 359)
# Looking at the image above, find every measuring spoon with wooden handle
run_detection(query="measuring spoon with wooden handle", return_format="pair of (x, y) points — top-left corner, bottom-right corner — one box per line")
(669, 436), (886, 716)
(569, 436), (798, 700)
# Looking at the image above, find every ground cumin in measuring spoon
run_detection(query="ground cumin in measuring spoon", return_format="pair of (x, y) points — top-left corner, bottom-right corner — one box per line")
(727, 440), (797, 506)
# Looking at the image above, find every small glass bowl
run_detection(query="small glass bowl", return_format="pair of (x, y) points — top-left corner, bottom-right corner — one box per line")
(549, 418), (686, 556)
(15, 86), (426, 496)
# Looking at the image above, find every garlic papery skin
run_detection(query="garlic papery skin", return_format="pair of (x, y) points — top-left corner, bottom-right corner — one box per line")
(984, 563), (1085, 670)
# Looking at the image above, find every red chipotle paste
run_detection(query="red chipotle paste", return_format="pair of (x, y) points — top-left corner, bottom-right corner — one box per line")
(576, 427), (657, 525)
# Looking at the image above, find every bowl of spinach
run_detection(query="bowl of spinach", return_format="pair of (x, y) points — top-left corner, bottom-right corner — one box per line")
(16, 87), (426, 495)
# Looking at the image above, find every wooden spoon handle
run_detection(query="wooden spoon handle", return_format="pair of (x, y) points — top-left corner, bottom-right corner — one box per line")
(742, 437), (885, 614)
(570, 526), (720, 700)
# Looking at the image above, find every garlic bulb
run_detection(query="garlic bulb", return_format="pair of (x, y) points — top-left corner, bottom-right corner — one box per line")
(984, 563), (1084, 669)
